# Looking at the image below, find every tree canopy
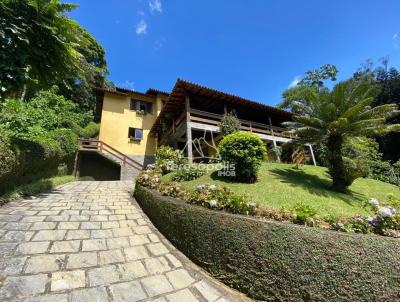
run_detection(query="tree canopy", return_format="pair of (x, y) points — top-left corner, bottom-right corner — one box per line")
(284, 80), (400, 192)
(0, 0), (109, 111)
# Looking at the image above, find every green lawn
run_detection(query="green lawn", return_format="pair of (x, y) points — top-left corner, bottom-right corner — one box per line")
(164, 162), (400, 218)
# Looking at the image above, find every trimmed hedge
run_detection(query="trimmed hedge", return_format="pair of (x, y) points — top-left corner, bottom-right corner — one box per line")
(0, 129), (78, 194)
(135, 185), (400, 302)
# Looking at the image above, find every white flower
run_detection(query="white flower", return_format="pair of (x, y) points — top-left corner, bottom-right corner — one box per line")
(196, 184), (205, 191)
(143, 174), (149, 180)
(208, 200), (218, 207)
(387, 229), (400, 238)
(336, 222), (344, 228)
(209, 184), (217, 191)
(379, 207), (395, 218)
(152, 177), (160, 183)
(370, 198), (379, 206)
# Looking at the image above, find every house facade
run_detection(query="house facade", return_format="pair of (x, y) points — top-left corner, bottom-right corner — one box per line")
(94, 79), (316, 167)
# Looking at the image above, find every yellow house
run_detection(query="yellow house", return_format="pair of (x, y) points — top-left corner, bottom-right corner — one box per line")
(94, 87), (169, 166)
(93, 79), (315, 171)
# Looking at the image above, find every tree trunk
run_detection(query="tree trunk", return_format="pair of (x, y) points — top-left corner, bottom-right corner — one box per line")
(327, 134), (348, 193)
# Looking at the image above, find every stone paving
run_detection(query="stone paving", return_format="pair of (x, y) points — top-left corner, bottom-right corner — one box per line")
(0, 181), (249, 302)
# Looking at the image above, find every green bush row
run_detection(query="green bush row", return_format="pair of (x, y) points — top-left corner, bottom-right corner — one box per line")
(135, 184), (400, 302)
(0, 128), (78, 194)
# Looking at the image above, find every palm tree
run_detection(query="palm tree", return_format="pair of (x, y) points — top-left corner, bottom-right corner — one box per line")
(285, 80), (400, 192)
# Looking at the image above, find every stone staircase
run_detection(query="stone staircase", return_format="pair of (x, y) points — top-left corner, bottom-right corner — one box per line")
(78, 139), (143, 181)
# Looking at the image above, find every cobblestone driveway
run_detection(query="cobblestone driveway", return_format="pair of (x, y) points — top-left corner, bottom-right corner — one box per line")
(0, 181), (248, 302)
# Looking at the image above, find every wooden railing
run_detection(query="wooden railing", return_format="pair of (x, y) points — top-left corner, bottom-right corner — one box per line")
(189, 109), (293, 138)
(78, 139), (143, 170)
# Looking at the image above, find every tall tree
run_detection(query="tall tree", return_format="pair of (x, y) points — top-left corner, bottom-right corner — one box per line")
(285, 80), (400, 192)
(0, 0), (109, 111)
(57, 26), (109, 111)
(279, 64), (338, 114)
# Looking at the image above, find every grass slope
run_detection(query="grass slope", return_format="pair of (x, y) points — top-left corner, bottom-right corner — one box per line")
(166, 162), (400, 218)
(0, 175), (75, 204)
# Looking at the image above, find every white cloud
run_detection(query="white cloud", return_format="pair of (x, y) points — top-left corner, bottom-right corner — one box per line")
(136, 20), (147, 35)
(118, 80), (135, 90)
(393, 33), (399, 49)
(288, 76), (301, 88)
(149, 0), (162, 13)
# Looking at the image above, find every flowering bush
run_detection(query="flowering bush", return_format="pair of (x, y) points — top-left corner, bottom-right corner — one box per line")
(187, 184), (257, 215)
(329, 196), (400, 238)
(136, 170), (161, 189)
(172, 165), (205, 181)
(154, 146), (186, 175)
(157, 182), (187, 199)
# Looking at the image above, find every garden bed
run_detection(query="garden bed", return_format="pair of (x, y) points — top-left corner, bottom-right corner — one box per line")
(135, 184), (400, 301)
(164, 162), (400, 218)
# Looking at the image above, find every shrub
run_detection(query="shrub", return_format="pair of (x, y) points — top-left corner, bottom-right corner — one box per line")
(293, 202), (318, 226)
(219, 112), (241, 135)
(172, 165), (205, 181)
(178, 182), (256, 215)
(50, 128), (78, 170)
(135, 185), (400, 301)
(218, 132), (266, 182)
(14, 135), (62, 180)
(154, 146), (185, 174)
(78, 122), (100, 138)
(0, 129), (19, 192)
(0, 88), (93, 139)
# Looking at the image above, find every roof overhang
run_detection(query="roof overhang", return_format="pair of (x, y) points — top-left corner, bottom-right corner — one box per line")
(150, 79), (293, 135)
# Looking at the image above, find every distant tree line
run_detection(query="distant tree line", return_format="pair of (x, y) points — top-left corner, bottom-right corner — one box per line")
(279, 61), (400, 191)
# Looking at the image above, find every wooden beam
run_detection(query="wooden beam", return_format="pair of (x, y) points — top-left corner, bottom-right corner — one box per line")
(268, 116), (274, 136)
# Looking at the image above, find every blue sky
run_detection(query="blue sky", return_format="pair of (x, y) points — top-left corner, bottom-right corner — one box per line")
(70, 0), (400, 106)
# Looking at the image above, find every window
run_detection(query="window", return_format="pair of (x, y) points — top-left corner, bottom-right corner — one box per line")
(130, 99), (153, 114)
(128, 128), (143, 140)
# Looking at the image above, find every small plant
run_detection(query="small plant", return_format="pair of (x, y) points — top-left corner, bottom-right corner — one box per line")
(155, 146), (186, 174)
(293, 202), (317, 226)
(136, 170), (161, 189)
(157, 182), (186, 198)
(172, 165), (205, 181)
(219, 112), (241, 136)
(185, 184), (256, 215)
(218, 132), (266, 183)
